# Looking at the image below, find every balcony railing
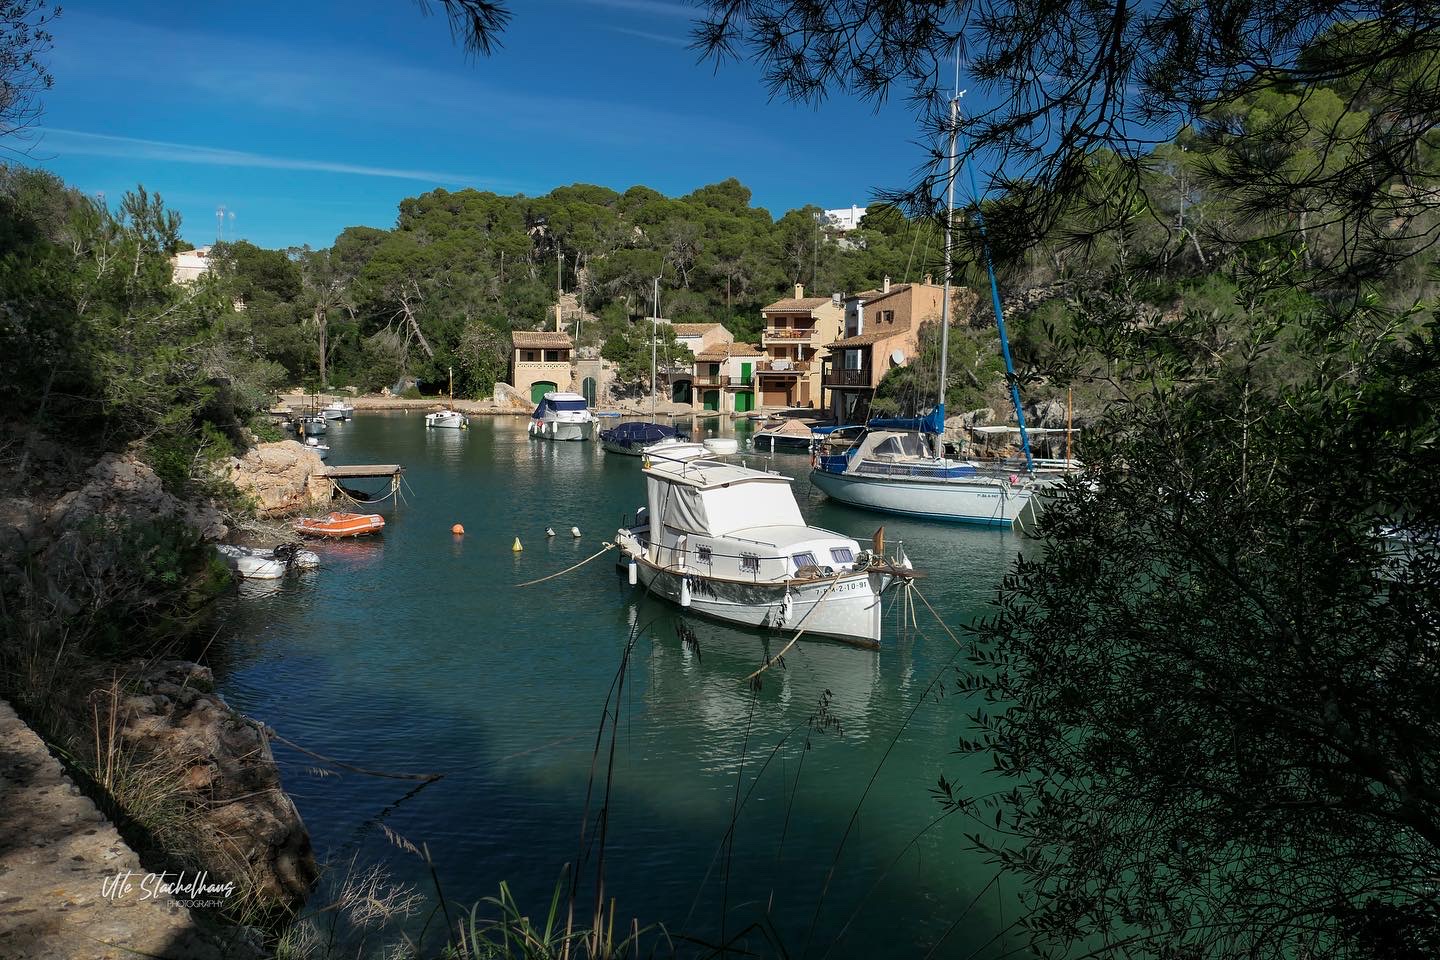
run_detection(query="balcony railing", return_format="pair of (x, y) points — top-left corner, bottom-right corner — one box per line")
(763, 327), (816, 341)
(823, 367), (874, 388)
(755, 359), (812, 375)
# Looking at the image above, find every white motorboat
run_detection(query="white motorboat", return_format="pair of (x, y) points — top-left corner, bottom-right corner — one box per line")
(614, 456), (914, 645)
(528, 392), (594, 441)
(296, 415), (327, 435)
(641, 437), (738, 464)
(216, 543), (319, 581)
(304, 436), (330, 460)
(322, 400), (354, 420)
(425, 409), (469, 429)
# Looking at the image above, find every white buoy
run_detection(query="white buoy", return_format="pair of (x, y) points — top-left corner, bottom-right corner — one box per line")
(628, 561), (638, 586)
(570, 526), (581, 538)
(679, 576), (692, 607)
(545, 527), (556, 538)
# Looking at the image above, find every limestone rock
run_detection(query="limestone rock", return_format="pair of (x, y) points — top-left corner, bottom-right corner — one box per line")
(492, 381), (534, 410)
(46, 454), (227, 540)
(222, 441), (330, 518)
(112, 661), (319, 909)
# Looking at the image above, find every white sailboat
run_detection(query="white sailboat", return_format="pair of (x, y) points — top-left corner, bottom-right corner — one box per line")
(809, 82), (1069, 528)
(614, 455), (914, 645)
(426, 367), (470, 429)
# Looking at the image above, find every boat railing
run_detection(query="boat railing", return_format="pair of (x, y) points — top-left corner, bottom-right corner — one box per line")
(854, 459), (979, 480)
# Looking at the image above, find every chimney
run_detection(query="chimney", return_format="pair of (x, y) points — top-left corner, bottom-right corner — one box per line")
(882, 276), (891, 293)
(794, 283), (805, 299)
(555, 304), (563, 333)
(924, 273), (933, 286)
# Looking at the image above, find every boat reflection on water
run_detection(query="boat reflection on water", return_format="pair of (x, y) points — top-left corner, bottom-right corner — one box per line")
(625, 598), (884, 746)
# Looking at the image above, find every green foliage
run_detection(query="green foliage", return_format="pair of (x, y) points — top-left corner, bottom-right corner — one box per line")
(601, 321), (693, 386)
(873, 321), (1004, 416)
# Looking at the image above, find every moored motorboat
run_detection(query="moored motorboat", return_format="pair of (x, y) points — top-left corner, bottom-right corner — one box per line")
(216, 543), (320, 580)
(600, 421), (684, 456)
(296, 415), (327, 435)
(304, 436), (330, 460)
(614, 456), (914, 645)
(529, 392), (595, 441)
(293, 512), (386, 538)
(425, 409), (469, 429)
(322, 400), (355, 420)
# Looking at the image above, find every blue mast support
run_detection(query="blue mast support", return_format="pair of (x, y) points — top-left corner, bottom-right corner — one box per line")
(962, 154), (1035, 473)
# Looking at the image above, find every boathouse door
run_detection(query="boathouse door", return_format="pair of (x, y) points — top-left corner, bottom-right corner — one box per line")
(582, 377), (597, 406)
(530, 381), (557, 403)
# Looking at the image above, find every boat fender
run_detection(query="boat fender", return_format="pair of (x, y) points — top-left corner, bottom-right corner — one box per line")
(571, 526), (582, 538)
(780, 590), (793, 626)
(512, 537), (523, 552)
(1009, 474), (1020, 485)
(546, 527), (556, 537)
(679, 576), (692, 607)
(628, 560), (638, 586)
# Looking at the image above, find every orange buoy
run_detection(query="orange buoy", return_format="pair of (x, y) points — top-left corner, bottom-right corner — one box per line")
(451, 523), (465, 535)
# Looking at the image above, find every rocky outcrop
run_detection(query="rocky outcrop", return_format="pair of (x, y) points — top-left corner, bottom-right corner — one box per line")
(109, 661), (318, 909)
(48, 454), (228, 541)
(492, 382), (533, 410)
(222, 441), (330, 518)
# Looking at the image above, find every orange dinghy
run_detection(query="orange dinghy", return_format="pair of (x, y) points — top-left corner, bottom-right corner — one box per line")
(292, 512), (385, 538)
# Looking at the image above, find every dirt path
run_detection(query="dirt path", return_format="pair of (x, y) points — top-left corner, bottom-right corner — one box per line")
(0, 700), (240, 960)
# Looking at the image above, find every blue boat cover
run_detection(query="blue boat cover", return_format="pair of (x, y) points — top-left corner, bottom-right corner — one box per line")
(600, 422), (678, 444)
(867, 403), (946, 435)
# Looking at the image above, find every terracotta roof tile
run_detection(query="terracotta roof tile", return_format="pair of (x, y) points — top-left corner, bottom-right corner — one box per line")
(695, 341), (764, 360)
(511, 330), (574, 348)
(761, 296), (833, 313)
(671, 322), (725, 336)
(829, 324), (913, 348)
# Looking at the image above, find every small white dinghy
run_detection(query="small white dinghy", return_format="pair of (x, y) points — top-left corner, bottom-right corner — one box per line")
(216, 543), (320, 581)
(426, 409), (469, 429)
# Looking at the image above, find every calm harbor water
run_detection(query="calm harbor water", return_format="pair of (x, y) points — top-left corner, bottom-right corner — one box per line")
(212, 413), (1028, 956)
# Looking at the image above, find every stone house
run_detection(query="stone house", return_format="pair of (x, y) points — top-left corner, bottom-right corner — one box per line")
(510, 330), (576, 404)
(755, 284), (845, 409)
(663, 322), (734, 404)
(822, 277), (977, 423)
(691, 341), (764, 413)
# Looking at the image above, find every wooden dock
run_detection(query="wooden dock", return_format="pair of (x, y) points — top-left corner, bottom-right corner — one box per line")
(320, 464), (404, 502)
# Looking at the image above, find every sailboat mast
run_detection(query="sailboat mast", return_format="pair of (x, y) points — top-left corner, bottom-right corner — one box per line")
(651, 276), (659, 418)
(938, 93), (958, 421)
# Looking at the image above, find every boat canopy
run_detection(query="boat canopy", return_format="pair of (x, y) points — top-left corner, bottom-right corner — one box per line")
(867, 403), (946, 435)
(643, 460), (803, 538)
(603, 421), (678, 443)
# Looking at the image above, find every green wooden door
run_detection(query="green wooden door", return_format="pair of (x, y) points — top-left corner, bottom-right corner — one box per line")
(582, 377), (597, 406)
(740, 362), (752, 385)
(736, 390), (753, 413)
(703, 390), (720, 411)
(530, 380), (557, 403)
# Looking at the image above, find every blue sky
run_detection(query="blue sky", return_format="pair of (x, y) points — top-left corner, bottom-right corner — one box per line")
(18, 0), (940, 250)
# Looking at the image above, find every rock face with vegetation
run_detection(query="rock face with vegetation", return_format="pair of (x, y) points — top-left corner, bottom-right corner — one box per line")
(222, 441), (331, 517)
(50, 452), (229, 540)
(110, 661), (319, 908)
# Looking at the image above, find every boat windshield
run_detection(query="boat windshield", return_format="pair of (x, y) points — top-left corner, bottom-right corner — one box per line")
(547, 398), (589, 412)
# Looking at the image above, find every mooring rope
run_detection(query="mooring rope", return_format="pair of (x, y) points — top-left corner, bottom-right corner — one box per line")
(515, 542), (616, 588)
(265, 727), (443, 782)
(742, 575), (845, 683)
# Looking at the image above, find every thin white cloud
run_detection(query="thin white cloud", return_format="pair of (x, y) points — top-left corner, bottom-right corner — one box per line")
(607, 26), (690, 47)
(37, 128), (497, 186)
(575, 0), (698, 18)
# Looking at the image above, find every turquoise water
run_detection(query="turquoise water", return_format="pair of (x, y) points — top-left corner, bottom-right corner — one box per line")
(212, 413), (1027, 956)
